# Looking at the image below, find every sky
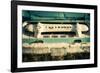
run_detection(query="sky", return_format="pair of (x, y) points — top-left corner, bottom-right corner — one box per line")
(22, 10), (90, 22)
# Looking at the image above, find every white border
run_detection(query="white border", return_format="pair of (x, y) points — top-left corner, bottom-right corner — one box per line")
(17, 5), (94, 68)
